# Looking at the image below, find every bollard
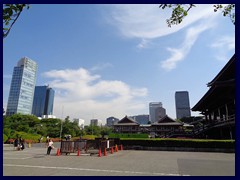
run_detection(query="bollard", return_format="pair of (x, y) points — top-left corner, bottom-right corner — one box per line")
(104, 148), (107, 156)
(28, 142), (31, 148)
(77, 148), (80, 156)
(98, 148), (102, 157)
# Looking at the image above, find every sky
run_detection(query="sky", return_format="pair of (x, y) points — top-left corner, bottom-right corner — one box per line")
(3, 4), (235, 125)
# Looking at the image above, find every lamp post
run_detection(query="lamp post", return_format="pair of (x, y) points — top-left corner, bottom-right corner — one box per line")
(59, 106), (64, 140)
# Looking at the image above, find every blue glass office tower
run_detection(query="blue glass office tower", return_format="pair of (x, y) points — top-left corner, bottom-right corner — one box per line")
(6, 57), (38, 116)
(175, 91), (191, 119)
(32, 85), (55, 117)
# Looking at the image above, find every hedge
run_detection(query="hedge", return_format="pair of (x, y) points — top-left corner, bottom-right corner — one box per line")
(120, 138), (235, 149)
(3, 134), (8, 143)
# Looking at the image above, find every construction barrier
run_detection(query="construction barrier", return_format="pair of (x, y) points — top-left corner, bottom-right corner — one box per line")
(59, 138), (121, 156)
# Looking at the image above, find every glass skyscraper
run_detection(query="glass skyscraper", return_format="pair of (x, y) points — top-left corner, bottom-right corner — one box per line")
(149, 102), (166, 123)
(6, 57), (38, 116)
(32, 85), (55, 117)
(175, 91), (191, 119)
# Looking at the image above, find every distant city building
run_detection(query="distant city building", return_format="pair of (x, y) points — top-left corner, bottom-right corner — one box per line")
(175, 91), (191, 119)
(32, 85), (55, 117)
(6, 57), (37, 116)
(106, 116), (119, 126)
(130, 115), (149, 124)
(74, 118), (85, 129)
(90, 119), (102, 126)
(149, 102), (166, 123)
(41, 115), (56, 119)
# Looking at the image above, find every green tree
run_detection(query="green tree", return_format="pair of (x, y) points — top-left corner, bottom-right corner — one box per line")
(3, 4), (30, 39)
(159, 4), (235, 27)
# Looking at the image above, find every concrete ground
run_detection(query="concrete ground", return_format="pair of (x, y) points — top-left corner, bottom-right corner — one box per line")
(3, 143), (235, 176)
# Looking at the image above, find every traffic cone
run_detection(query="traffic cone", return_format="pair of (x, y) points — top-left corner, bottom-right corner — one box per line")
(98, 148), (102, 157)
(104, 148), (107, 156)
(110, 147), (114, 154)
(120, 144), (123, 151)
(56, 148), (60, 156)
(115, 145), (118, 152)
(77, 148), (80, 156)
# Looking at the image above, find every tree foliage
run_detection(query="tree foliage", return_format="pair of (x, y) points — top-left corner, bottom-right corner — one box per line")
(3, 4), (29, 39)
(159, 4), (235, 27)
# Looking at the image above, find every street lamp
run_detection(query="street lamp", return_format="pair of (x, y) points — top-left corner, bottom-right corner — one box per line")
(59, 105), (64, 140)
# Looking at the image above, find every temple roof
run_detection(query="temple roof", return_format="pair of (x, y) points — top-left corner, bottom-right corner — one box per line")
(192, 54), (235, 112)
(114, 116), (140, 126)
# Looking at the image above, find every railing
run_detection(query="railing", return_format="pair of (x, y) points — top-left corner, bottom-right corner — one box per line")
(164, 114), (235, 138)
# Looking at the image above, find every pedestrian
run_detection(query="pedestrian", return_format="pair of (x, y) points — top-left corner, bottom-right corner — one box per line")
(20, 139), (25, 150)
(46, 139), (54, 155)
(45, 135), (50, 147)
(14, 138), (19, 150)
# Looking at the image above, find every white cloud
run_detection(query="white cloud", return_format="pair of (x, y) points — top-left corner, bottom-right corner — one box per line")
(90, 63), (113, 71)
(210, 36), (235, 61)
(42, 68), (148, 123)
(104, 4), (220, 70)
(160, 19), (216, 71)
(105, 4), (216, 41)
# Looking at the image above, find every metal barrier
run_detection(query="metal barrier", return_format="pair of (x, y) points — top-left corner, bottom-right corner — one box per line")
(60, 138), (120, 155)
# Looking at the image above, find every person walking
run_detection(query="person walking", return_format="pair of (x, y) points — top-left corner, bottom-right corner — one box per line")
(46, 139), (54, 155)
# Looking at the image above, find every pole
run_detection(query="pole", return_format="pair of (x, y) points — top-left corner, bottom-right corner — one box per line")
(60, 106), (64, 140)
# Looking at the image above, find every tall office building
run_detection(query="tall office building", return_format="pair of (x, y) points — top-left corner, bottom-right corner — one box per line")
(149, 102), (166, 123)
(32, 85), (55, 117)
(6, 57), (37, 116)
(175, 91), (191, 119)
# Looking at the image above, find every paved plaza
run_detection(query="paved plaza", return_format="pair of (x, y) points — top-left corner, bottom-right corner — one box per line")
(3, 143), (235, 176)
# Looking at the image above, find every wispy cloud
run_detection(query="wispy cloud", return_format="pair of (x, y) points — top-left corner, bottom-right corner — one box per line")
(42, 68), (148, 121)
(210, 36), (235, 61)
(160, 21), (215, 71)
(104, 4), (220, 70)
(90, 63), (113, 71)
(105, 4), (215, 44)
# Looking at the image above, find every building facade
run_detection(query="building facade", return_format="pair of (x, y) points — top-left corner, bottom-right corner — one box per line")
(149, 102), (166, 123)
(6, 57), (37, 116)
(175, 91), (191, 119)
(130, 115), (149, 124)
(192, 54), (235, 139)
(32, 85), (55, 117)
(106, 116), (119, 127)
(74, 118), (85, 129)
(90, 119), (102, 126)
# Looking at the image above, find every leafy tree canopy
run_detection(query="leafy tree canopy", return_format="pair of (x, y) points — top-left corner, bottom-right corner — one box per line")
(159, 4), (235, 27)
(3, 4), (29, 39)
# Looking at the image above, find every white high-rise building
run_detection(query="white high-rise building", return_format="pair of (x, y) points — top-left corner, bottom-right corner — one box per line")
(74, 118), (85, 129)
(6, 57), (38, 116)
(149, 102), (166, 123)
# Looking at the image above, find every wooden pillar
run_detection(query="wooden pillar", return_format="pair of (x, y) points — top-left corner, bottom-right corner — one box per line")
(225, 104), (229, 121)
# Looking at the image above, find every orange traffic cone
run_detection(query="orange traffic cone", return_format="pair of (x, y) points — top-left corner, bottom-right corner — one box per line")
(110, 147), (114, 154)
(120, 144), (123, 151)
(98, 148), (102, 157)
(115, 145), (118, 152)
(104, 148), (107, 156)
(56, 148), (60, 156)
(77, 148), (81, 156)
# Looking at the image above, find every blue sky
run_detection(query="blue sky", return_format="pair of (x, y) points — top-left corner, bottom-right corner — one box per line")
(3, 4), (235, 124)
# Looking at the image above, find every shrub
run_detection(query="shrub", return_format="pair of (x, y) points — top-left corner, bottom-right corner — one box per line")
(3, 134), (8, 143)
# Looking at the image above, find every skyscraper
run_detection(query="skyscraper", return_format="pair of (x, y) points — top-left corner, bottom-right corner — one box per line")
(32, 85), (55, 117)
(175, 91), (191, 119)
(149, 102), (166, 123)
(6, 57), (37, 116)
